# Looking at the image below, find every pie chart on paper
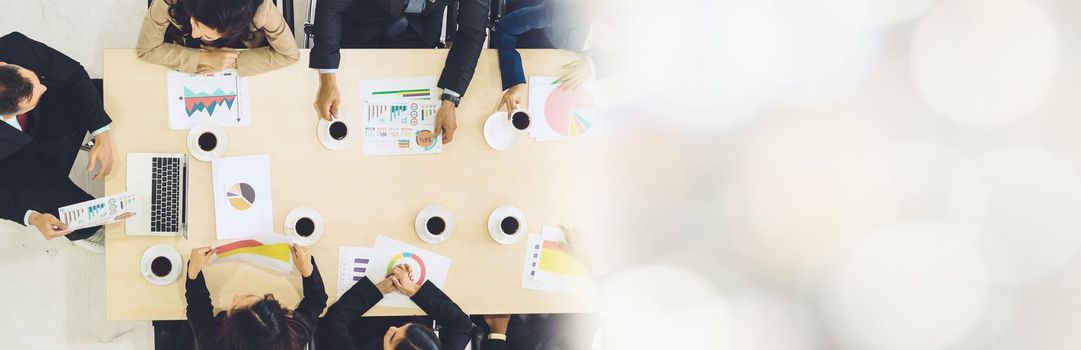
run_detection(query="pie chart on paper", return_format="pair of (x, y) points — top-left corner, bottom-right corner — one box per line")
(544, 87), (595, 137)
(226, 183), (256, 211)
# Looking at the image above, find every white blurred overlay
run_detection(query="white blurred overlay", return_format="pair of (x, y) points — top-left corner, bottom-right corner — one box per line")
(591, 0), (1081, 348)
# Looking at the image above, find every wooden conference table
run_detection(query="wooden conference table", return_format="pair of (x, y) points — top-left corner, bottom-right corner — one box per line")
(103, 49), (607, 321)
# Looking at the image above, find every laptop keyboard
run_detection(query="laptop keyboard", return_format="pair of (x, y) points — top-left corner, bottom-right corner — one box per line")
(151, 157), (180, 233)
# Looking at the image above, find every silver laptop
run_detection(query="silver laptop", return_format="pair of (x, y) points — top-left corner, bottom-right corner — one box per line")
(126, 153), (189, 237)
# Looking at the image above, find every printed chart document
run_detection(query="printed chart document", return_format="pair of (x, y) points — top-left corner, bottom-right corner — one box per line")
(528, 76), (598, 141)
(521, 226), (595, 295)
(368, 235), (452, 309)
(167, 69), (252, 129)
(58, 192), (138, 231)
(338, 247), (374, 297)
(211, 234), (293, 274)
(211, 155), (273, 240)
(359, 76), (443, 156)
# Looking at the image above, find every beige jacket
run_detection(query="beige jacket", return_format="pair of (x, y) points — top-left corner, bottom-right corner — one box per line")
(136, 0), (299, 76)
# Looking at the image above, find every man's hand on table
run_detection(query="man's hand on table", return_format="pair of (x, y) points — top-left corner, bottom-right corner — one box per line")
(188, 247), (214, 279)
(315, 73), (341, 121)
(434, 100), (458, 144)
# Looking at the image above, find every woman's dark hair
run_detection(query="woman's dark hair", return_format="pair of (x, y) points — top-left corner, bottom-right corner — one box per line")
(216, 294), (310, 350)
(165, 0), (260, 48)
(0, 65), (33, 116)
(393, 323), (441, 350)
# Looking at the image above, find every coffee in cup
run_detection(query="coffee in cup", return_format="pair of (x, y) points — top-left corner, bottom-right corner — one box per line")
(151, 256), (172, 277)
(500, 216), (520, 235)
(426, 216), (446, 235)
(329, 121), (348, 140)
(511, 110), (531, 131)
(197, 132), (218, 151)
(295, 217), (315, 237)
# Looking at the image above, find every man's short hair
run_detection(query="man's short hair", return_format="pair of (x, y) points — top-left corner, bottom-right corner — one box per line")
(0, 65), (33, 116)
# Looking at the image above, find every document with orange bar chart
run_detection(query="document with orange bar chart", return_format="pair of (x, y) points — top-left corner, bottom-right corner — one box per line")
(521, 226), (593, 294)
(211, 155), (274, 240)
(167, 69), (252, 130)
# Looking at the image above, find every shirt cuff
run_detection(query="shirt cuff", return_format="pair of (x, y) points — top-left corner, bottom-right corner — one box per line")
(91, 124), (111, 137)
(442, 88), (461, 98)
(23, 210), (36, 226)
(488, 333), (507, 341)
(318, 69), (338, 74)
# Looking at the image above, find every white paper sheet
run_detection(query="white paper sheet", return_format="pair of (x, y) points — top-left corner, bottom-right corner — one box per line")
(527, 76), (598, 141)
(369, 235), (452, 309)
(58, 192), (138, 231)
(338, 247), (374, 298)
(167, 69), (252, 130)
(211, 155), (274, 240)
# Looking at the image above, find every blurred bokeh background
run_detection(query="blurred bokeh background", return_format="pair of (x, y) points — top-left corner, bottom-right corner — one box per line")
(584, 0), (1081, 348)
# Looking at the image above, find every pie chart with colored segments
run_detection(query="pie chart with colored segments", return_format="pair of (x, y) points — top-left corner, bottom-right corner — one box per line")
(544, 87), (595, 137)
(226, 183), (256, 211)
(385, 252), (427, 284)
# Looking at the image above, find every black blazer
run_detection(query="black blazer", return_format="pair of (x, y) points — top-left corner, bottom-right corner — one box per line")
(185, 258), (329, 349)
(0, 32), (111, 224)
(318, 277), (473, 350)
(309, 0), (490, 96)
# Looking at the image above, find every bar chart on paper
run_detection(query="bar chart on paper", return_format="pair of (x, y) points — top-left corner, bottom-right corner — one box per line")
(167, 70), (252, 129)
(362, 100), (442, 155)
(58, 192), (138, 231)
(338, 247), (373, 297)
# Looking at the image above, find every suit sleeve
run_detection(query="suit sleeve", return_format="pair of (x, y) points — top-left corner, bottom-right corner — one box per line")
(0, 188), (33, 225)
(309, 0), (358, 70)
(185, 270), (215, 334)
(294, 257), (329, 325)
(317, 277), (384, 350)
(10, 32), (111, 133)
(493, 3), (550, 90)
(237, 0), (300, 76)
(437, 0), (489, 96)
(411, 282), (473, 350)
(483, 338), (508, 350)
(136, 0), (201, 73)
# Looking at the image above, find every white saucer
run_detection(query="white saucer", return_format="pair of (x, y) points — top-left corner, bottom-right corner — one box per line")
(488, 205), (527, 245)
(415, 205), (454, 244)
(285, 207), (324, 246)
(141, 244), (182, 286)
(187, 123), (228, 161)
(318, 116), (356, 151)
(484, 111), (519, 151)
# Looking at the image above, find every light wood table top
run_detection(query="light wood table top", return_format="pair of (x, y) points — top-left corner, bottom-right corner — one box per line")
(103, 49), (608, 321)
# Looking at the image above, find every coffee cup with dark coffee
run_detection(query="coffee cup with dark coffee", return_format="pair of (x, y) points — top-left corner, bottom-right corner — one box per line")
(426, 216), (447, 236)
(416, 205), (454, 244)
(150, 256), (173, 277)
(294, 217), (316, 237)
(488, 205), (527, 244)
(198, 132), (218, 151)
(329, 121), (349, 140)
(510, 109), (531, 132)
(500, 216), (521, 235)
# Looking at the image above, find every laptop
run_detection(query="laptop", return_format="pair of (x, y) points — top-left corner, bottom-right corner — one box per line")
(126, 153), (189, 237)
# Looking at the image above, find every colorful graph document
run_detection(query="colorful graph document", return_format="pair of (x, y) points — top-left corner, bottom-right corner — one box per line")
(212, 155), (274, 240)
(338, 247), (374, 297)
(58, 192), (138, 231)
(362, 100), (443, 155)
(369, 235), (452, 309)
(167, 69), (252, 129)
(358, 76), (442, 156)
(521, 226), (593, 294)
(527, 76), (597, 141)
(212, 234), (293, 274)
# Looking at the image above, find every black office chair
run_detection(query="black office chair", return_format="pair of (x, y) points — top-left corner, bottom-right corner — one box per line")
(301, 0), (462, 49)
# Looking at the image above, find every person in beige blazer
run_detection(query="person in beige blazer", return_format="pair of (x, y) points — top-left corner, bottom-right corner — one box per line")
(137, 0), (299, 76)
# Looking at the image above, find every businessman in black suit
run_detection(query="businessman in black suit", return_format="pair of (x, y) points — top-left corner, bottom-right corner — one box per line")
(0, 32), (115, 253)
(309, 0), (490, 145)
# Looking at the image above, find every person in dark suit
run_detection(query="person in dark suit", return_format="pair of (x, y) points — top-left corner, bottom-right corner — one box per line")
(0, 32), (115, 253)
(309, 0), (490, 145)
(479, 313), (600, 350)
(318, 264), (473, 350)
(492, 0), (618, 116)
(185, 244), (328, 350)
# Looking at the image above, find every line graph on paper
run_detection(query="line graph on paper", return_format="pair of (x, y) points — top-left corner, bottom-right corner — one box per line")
(167, 70), (251, 129)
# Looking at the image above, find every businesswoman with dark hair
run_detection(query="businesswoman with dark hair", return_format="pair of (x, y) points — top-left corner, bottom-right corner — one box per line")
(186, 244), (327, 350)
(136, 0), (299, 76)
(319, 264), (473, 350)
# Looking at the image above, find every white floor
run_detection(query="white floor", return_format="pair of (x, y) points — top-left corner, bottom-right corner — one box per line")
(0, 150), (154, 349)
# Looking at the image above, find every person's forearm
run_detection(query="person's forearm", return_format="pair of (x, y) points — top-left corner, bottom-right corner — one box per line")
(320, 73), (337, 86)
